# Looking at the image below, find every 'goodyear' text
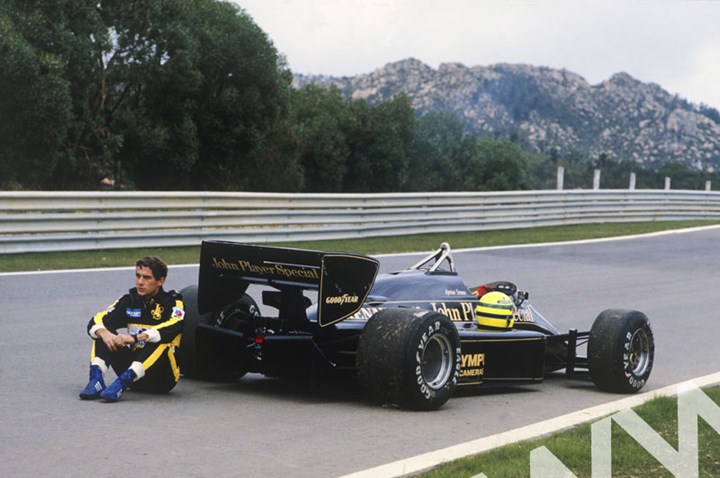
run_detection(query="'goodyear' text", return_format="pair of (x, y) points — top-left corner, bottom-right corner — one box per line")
(325, 294), (360, 305)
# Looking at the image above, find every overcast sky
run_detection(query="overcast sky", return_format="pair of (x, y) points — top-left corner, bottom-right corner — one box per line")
(233, 0), (720, 109)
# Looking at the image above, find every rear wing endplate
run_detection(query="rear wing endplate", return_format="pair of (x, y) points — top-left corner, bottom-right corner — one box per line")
(198, 241), (379, 327)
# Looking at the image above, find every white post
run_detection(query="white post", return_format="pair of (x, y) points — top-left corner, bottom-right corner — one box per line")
(593, 169), (601, 190)
(706, 181), (711, 191)
(557, 166), (564, 190)
(629, 172), (636, 190)
(665, 177), (671, 190)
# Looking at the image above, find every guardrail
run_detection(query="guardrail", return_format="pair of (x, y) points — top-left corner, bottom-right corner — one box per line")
(1, 189), (719, 254)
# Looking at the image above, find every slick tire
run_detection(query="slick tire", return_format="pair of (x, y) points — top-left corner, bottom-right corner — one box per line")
(176, 285), (214, 378)
(357, 309), (461, 411)
(587, 309), (654, 393)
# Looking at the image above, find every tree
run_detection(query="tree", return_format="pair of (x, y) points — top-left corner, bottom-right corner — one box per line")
(343, 95), (415, 192)
(101, 0), (295, 190)
(656, 162), (704, 190)
(406, 112), (467, 191)
(459, 138), (532, 191)
(0, 3), (73, 189)
(1, 0), (294, 190)
(290, 84), (350, 192)
(245, 119), (304, 192)
(697, 103), (720, 124)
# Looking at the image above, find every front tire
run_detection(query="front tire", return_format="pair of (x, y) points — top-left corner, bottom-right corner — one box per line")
(587, 309), (654, 393)
(357, 309), (461, 411)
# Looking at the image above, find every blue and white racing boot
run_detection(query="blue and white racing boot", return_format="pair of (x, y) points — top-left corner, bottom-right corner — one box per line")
(100, 369), (136, 402)
(79, 365), (106, 400)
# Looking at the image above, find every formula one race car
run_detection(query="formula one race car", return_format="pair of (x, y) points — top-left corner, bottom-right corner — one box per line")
(177, 241), (654, 411)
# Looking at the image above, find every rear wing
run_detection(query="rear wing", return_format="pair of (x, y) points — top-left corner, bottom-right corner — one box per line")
(198, 241), (379, 327)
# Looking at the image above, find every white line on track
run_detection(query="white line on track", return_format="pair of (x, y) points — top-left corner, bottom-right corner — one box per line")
(0, 263), (198, 277)
(339, 371), (720, 478)
(3, 225), (719, 278)
(376, 223), (720, 258)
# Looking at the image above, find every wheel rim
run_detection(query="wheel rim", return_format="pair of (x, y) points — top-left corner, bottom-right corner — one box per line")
(628, 328), (652, 377)
(421, 334), (454, 390)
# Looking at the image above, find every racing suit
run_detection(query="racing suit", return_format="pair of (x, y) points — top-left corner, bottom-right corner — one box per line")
(87, 287), (184, 393)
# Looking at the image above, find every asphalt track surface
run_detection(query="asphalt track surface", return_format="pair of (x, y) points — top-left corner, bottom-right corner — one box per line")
(1, 226), (719, 477)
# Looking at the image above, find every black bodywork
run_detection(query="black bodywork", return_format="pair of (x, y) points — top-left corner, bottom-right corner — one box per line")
(189, 241), (589, 388)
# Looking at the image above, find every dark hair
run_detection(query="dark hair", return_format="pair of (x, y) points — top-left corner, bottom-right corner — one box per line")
(136, 256), (168, 280)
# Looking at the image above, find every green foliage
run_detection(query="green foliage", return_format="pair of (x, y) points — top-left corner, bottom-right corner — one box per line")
(3, 2), (717, 193)
(0, 6), (72, 189)
(406, 111), (467, 191)
(289, 88), (537, 193)
(463, 138), (532, 191)
(654, 162), (709, 190)
(187, 1), (295, 191)
(419, 386), (720, 478)
(1, 0), (293, 190)
(104, 0), (296, 191)
(343, 95), (415, 192)
(290, 84), (350, 192)
(247, 119), (304, 192)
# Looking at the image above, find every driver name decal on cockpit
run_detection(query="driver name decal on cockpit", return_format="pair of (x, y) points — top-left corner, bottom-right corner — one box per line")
(444, 289), (468, 296)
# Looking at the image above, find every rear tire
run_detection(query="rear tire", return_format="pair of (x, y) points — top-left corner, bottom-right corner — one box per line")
(588, 309), (654, 393)
(176, 285), (213, 378)
(177, 286), (259, 381)
(357, 309), (461, 411)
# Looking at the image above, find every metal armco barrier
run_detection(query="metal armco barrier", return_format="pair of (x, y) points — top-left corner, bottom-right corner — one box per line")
(1, 190), (719, 253)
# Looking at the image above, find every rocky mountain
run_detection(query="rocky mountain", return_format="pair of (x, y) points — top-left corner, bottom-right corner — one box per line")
(294, 59), (720, 172)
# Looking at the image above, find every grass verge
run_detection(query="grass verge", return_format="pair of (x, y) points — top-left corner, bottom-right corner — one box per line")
(416, 385), (720, 478)
(1, 221), (718, 273)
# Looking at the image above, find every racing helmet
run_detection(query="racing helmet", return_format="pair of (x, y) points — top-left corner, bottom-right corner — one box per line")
(475, 291), (515, 329)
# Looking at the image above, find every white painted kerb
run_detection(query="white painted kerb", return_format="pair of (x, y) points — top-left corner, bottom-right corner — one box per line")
(339, 371), (720, 478)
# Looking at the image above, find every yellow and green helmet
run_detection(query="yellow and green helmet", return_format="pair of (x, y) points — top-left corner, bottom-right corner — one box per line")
(475, 291), (514, 329)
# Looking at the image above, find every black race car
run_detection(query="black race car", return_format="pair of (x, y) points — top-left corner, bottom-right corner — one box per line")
(178, 241), (654, 411)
